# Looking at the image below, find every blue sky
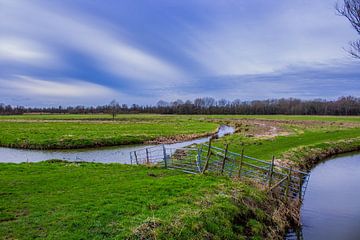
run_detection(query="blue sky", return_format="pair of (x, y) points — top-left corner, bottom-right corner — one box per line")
(0, 0), (359, 106)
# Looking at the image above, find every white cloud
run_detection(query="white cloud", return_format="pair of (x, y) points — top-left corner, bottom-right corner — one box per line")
(0, 37), (60, 67)
(183, 0), (358, 76)
(0, 75), (117, 99)
(0, 0), (187, 85)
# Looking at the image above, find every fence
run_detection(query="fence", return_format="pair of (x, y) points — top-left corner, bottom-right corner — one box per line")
(129, 142), (310, 201)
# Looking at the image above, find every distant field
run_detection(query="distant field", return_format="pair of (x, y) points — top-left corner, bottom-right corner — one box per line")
(0, 113), (360, 122)
(0, 113), (360, 150)
(0, 116), (218, 149)
(203, 114), (360, 122)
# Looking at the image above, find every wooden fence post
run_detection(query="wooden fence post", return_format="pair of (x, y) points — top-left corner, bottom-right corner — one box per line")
(202, 140), (212, 174)
(146, 148), (150, 164)
(238, 148), (244, 178)
(134, 151), (139, 164)
(130, 153), (133, 165)
(268, 156), (275, 189)
(162, 145), (168, 168)
(220, 144), (229, 174)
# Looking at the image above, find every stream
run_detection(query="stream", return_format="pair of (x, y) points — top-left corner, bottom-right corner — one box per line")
(287, 153), (360, 239)
(0, 125), (235, 164)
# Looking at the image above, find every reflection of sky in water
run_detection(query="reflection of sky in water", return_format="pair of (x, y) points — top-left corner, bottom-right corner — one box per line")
(300, 153), (360, 240)
(0, 125), (234, 164)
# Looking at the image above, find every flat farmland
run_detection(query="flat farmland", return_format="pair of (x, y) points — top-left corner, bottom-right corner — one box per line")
(0, 115), (218, 149)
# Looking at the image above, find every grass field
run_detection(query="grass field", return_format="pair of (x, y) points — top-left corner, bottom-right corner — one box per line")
(1, 113), (360, 239)
(0, 115), (218, 149)
(0, 113), (359, 150)
(0, 162), (276, 239)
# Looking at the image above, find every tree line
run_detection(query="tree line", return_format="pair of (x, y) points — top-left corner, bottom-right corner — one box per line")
(1, 96), (359, 116)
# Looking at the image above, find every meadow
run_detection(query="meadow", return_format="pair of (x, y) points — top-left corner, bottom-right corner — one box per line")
(0, 115), (218, 149)
(0, 162), (275, 239)
(0, 113), (359, 150)
(1, 114), (360, 239)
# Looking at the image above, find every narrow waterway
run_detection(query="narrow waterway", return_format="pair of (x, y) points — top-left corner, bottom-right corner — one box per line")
(0, 125), (234, 164)
(288, 153), (360, 239)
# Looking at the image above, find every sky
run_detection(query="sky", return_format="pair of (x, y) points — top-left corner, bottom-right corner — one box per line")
(0, 0), (359, 106)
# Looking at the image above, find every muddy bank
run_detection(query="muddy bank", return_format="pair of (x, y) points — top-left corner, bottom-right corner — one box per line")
(145, 132), (216, 145)
(145, 125), (235, 144)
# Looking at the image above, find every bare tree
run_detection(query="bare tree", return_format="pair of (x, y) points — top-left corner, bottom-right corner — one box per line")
(109, 100), (119, 120)
(336, 0), (360, 58)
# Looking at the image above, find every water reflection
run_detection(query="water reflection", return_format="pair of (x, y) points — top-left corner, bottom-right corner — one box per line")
(286, 153), (360, 240)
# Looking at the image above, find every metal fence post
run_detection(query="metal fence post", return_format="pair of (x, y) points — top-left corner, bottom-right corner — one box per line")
(162, 145), (168, 168)
(268, 156), (275, 189)
(196, 146), (203, 172)
(284, 167), (292, 200)
(299, 174), (304, 202)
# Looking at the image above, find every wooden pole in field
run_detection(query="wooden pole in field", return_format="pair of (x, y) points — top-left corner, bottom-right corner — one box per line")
(221, 144), (229, 174)
(202, 139), (212, 174)
(134, 151), (139, 165)
(268, 156), (275, 189)
(146, 148), (150, 164)
(238, 148), (244, 178)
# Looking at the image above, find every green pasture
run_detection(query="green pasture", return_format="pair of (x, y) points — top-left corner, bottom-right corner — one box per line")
(0, 162), (270, 239)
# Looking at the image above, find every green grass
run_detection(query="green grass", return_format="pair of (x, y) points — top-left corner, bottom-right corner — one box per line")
(202, 114), (360, 122)
(1, 114), (360, 239)
(0, 162), (273, 240)
(1, 113), (360, 122)
(215, 127), (360, 161)
(1, 113), (359, 150)
(0, 118), (218, 149)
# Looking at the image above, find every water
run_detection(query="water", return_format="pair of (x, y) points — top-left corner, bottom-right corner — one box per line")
(0, 125), (235, 164)
(288, 153), (360, 239)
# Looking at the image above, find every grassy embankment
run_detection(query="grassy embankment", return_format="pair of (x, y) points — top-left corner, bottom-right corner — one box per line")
(1, 114), (360, 239)
(0, 115), (218, 149)
(208, 116), (360, 169)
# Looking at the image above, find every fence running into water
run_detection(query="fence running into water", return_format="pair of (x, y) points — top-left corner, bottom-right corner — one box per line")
(130, 141), (310, 200)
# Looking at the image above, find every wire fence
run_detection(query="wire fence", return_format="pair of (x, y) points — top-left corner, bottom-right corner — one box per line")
(129, 141), (310, 201)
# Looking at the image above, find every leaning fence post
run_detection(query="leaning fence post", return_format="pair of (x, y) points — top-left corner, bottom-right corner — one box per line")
(202, 140), (212, 174)
(134, 151), (139, 165)
(238, 148), (244, 178)
(146, 148), (150, 164)
(221, 144), (229, 174)
(284, 167), (292, 200)
(268, 156), (275, 189)
(162, 145), (168, 168)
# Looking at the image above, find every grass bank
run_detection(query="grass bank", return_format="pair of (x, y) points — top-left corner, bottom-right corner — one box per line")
(0, 161), (291, 239)
(0, 117), (218, 149)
